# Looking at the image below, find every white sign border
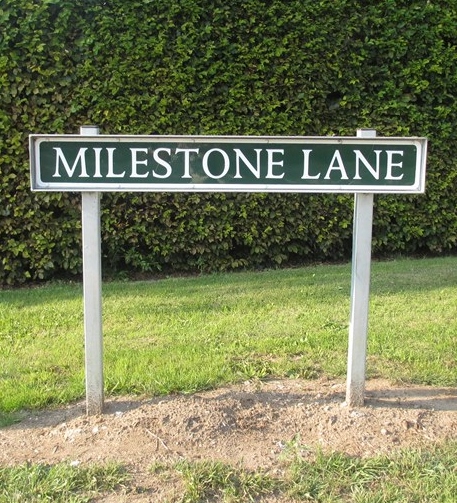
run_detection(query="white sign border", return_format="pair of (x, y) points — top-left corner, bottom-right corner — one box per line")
(30, 135), (428, 194)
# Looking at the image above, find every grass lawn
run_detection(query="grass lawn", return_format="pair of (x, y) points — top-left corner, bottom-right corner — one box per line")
(1, 256), (456, 415)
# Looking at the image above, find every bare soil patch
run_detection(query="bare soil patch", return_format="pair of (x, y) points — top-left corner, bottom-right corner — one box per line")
(1, 378), (457, 501)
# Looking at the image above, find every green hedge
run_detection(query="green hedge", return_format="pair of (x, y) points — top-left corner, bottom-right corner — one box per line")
(1, 0), (456, 285)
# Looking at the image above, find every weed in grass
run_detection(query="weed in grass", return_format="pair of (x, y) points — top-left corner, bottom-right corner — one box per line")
(174, 460), (283, 502)
(229, 354), (276, 379)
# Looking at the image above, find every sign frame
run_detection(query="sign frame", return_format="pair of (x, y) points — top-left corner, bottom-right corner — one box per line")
(30, 134), (427, 194)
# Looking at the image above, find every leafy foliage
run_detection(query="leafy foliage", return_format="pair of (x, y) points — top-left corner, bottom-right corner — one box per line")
(1, 0), (457, 284)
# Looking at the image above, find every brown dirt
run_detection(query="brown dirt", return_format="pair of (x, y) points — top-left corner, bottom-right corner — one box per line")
(1, 378), (457, 501)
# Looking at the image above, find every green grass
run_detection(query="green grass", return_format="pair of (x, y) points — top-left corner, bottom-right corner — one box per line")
(284, 441), (457, 502)
(1, 256), (456, 416)
(0, 462), (127, 502)
(2, 443), (457, 502)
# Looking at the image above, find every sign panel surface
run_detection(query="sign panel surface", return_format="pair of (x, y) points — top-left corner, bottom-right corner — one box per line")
(30, 135), (427, 193)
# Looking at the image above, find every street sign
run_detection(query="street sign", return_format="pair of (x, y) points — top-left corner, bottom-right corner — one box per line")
(28, 128), (429, 413)
(30, 135), (427, 193)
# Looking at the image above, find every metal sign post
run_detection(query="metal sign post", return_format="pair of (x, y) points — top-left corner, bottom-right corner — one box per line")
(80, 125), (104, 415)
(346, 129), (376, 406)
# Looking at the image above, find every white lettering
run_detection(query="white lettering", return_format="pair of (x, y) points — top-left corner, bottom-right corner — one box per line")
(106, 148), (123, 177)
(130, 148), (149, 178)
(266, 149), (285, 179)
(202, 148), (230, 179)
(175, 148), (198, 179)
(53, 147), (89, 178)
(233, 148), (262, 179)
(301, 149), (319, 179)
(353, 150), (382, 180)
(385, 150), (404, 180)
(324, 150), (349, 180)
(152, 148), (172, 178)
(93, 148), (102, 178)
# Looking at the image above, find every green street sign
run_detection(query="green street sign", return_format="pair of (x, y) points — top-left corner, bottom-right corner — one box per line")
(30, 135), (427, 193)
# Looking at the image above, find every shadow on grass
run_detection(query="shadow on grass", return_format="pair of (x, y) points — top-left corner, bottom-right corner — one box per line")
(3, 397), (145, 430)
